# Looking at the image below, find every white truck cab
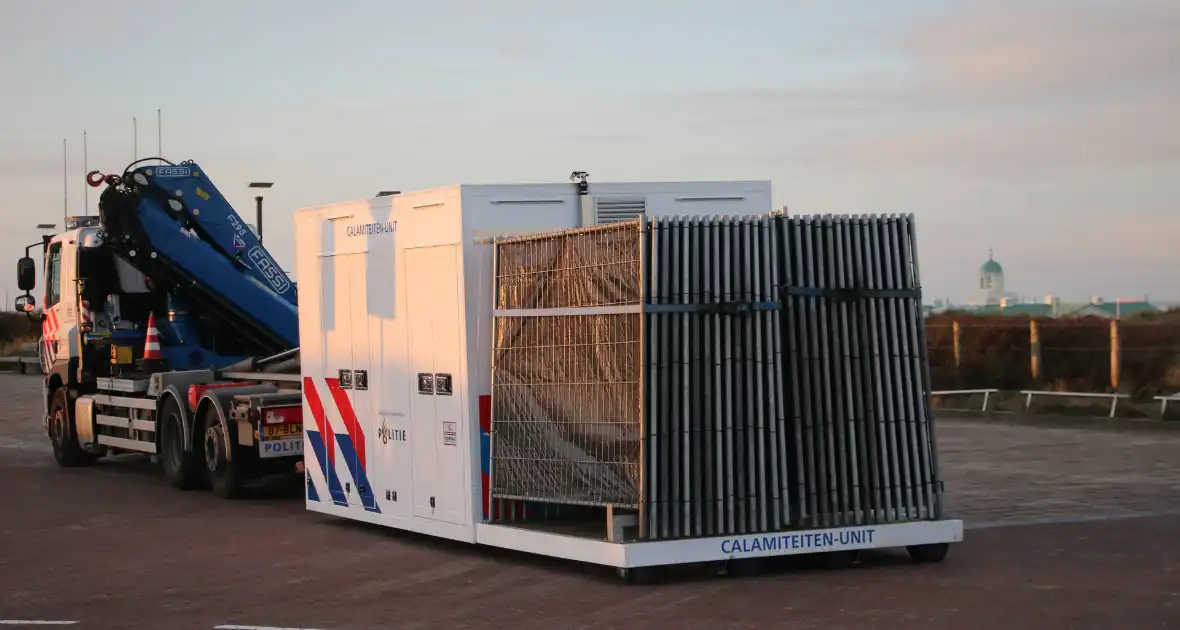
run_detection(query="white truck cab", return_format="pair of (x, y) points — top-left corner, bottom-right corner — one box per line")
(16, 216), (151, 376)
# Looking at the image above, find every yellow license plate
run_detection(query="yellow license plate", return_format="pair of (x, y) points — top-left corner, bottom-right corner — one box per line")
(262, 423), (302, 439)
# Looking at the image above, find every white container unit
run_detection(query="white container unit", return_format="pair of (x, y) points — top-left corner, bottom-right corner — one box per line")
(293, 178), (963, 576)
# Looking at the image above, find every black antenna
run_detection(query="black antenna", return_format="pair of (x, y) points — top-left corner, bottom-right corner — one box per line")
(157, 108), (162, 156)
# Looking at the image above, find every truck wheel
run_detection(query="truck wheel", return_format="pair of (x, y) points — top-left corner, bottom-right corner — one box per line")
(159, 397), (202, 490)
(907, 542), (950, 564)
(201, 406), (243, 499)
(48, 388), (94, 467)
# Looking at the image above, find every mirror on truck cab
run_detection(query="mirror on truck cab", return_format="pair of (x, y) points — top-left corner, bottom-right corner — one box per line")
(17, 256), (35, 291)
(14, 294), (35, 313)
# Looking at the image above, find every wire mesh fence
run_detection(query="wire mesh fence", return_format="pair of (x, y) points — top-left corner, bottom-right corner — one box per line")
(493, 223), (642, 310)
(490, 223), (644, 509)
(1039, 322), (1112, 392)
(926, 315), (1180, 397)
(1120, 324), (1180, 395)
(926, 321), (1031, 391)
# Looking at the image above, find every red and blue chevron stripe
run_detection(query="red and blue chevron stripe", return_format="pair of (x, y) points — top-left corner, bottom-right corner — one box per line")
(303, 376), (381, 514)
(479, 394), (536, 522)
(479, 394), (491, 520)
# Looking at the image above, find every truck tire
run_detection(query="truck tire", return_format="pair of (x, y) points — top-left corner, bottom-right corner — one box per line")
(48, 388), (94, 467)
(158, 396), (202, 490)
(907, 542), (950, 564)
(201, 405), (243, 499)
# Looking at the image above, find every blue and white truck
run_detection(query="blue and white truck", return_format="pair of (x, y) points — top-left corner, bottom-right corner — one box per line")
(14, 158), (305, 497)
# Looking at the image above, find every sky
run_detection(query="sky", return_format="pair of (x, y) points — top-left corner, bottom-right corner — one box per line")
(1, 0), (1178, 306)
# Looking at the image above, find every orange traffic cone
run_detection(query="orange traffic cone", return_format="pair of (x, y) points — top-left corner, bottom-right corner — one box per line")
(143, 312), (163, 362)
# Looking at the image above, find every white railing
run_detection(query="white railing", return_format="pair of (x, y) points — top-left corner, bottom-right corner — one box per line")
(931, 389), (1000, 412)
(1153, 394), (1180, 417)
(1020, 390), (1129, 418)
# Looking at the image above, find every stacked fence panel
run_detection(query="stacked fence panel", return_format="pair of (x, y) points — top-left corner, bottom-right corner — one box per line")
(774, 214), (942, 534)
(489, 212), (944, 540)
(490, 223), (644, 510)
(642, 215), (792, 540)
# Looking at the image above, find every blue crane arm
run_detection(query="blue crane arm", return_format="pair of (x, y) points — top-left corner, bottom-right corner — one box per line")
(93, 159), (299, 357)
(132, 161), (297, 306)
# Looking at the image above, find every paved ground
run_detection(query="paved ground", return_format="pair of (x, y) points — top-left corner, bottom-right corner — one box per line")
(2, 373), (1179, 629)
(937, 415), (1180, 527)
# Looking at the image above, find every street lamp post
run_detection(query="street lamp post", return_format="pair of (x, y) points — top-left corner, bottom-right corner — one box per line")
(248, 182), (273, 243)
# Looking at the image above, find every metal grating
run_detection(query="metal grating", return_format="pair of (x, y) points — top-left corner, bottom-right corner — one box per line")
(595, 198), (647, 224)
(490, 222), (644, 508)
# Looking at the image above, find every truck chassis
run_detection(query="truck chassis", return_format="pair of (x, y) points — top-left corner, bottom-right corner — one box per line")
(46, 369), (304, 497)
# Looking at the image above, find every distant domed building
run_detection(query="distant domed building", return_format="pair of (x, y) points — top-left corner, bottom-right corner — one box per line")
(924, 249), (1166, 319)
(969, 250), (1019, 306)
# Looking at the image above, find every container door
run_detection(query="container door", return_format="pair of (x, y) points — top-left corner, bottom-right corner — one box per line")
(429, 246), (467, 526)
(344, 251), (380, 512)
(365, 234), (410, 520)
(405, 245), (466, 525)
(406, 247), (438, 519)
(320, 253), (353, 506)
(330, 252), (368, 509)
(305, 252), (343, 505)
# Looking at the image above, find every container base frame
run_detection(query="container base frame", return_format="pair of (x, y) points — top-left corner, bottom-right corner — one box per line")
(475, 518), (963, 569)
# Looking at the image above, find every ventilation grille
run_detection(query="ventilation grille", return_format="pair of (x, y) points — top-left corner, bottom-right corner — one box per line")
(595, 198), (646, 224)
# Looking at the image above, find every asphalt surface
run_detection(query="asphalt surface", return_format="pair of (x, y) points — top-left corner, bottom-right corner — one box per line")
(2, 373), (1179, 629)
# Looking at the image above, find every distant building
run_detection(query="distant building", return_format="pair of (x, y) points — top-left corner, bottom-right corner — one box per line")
(923, 251), (1164, 320)
(1064, 298), (1160, 320)
(968, 250), (1020, 306)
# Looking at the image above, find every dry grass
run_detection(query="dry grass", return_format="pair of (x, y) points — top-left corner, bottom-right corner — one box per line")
(0, 311), (38, 354)
(926, 308), (1180, 399)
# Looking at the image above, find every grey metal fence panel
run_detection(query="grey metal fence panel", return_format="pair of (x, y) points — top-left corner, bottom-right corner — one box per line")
(904, 214), (945, 520)
(764, 217), (791, 531)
